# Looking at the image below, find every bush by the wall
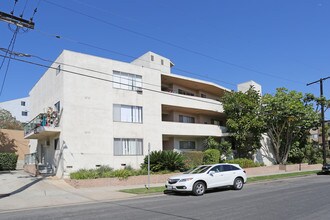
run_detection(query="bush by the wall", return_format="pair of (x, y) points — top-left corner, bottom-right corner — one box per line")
(142, 150), (185, 172)
(225, 158), (263, 168)
(181, 151), (204, 169)
(203, 149), (220, 164)
(0, 153), (18, 170)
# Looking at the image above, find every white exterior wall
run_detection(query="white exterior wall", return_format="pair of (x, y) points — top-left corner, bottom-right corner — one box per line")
(237, 80), (262, 95)
(0, 97), (30, 122)
(28, 50), (268, 178)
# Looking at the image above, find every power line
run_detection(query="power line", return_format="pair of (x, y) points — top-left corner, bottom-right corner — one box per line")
(0, 27), (19, 96)
(35, 29), (236, 87)
(0, 53), (229, 107)
(43, 0), (304, 85)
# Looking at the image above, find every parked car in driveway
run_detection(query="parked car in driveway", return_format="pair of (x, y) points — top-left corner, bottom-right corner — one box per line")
(165, 163), (247, 196)
(321, 163), (330, 174)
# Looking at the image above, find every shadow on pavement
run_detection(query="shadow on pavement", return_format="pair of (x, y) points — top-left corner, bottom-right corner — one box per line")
(0, 177), (44, 199)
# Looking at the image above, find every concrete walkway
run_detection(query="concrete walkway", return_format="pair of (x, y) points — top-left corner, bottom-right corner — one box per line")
(0, 170), (163, 213)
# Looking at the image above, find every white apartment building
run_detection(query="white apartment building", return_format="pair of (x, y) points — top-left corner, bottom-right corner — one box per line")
(0, 97), (30, 123)
(24, 50), (269, 177)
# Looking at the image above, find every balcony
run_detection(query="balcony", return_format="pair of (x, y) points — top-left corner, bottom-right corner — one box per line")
(24, 111), (60, 139)
(161, 121), (228, 137)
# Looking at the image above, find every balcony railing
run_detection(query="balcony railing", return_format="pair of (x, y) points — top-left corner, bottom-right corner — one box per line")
(24, 109), (60, 137)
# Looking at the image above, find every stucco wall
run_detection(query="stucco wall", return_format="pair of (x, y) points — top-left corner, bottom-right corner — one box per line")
(0, 129), (29, 160)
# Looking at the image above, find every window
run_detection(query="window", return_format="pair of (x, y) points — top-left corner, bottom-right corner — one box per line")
(151, 55), (154, 61)
(56, 65), (61, 75)
(113, 71), (142, 91)
(54, 138), (59, 150)
(161, 59), (164, 65)
(22, 111), (28, 116)
(221, 165), (239, 172)
(21, 101), (26, 106)
(113, 104), (143, 123)
(114, 138), (143, 156)
(54, 101), (60, 112)
(178, 89), (194, 96)
(179, 115), (195, 123)
(179, 141), (196, 150)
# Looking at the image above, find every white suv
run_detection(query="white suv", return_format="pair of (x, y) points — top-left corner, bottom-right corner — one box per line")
(165, 163), (247, 196)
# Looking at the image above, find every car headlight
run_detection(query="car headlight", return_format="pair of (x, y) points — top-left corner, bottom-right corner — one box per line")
(179, 178), (193, 182)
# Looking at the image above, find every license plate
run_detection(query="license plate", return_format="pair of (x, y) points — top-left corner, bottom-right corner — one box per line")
(167, 185), (173, 190)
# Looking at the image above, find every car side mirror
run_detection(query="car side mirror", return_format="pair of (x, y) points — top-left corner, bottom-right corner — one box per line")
(209, 171), (215, 176)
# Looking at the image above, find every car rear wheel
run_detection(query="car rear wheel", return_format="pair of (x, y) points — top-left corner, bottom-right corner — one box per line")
(192, 181), (206, 196)
(233, 177), (244, 190)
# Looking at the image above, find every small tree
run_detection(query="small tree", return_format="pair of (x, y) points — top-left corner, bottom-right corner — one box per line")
(262, 88), (320, 164)
(0, 131), (16, 153)
(222, 87), (266, 158)
(0, 109), (23, 130)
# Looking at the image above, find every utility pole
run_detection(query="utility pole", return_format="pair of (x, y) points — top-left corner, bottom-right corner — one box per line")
(0, 11), (35, 29)
(307, 76), (330, 165)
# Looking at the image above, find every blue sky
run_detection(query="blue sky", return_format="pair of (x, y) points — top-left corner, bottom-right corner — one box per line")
(0, 0), (330, 118)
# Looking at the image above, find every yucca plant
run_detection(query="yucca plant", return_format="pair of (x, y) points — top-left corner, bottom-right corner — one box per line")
(142, 150), (185, 172)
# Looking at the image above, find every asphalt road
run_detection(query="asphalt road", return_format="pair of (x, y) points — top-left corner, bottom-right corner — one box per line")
(1, 175), (330, 220)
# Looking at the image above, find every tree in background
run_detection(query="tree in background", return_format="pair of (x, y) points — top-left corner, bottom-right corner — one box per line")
(262, 88), (320, 164)
(0, 109), (23, 130)
(0, 130), (16, 153)
(202, 136), (232, 159)
(221, 87), (266, 158)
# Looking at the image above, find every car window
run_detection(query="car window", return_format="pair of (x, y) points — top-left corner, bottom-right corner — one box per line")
(209, 165), (222, 173)
(189, 165), (211, 174)
(230, 165), (240, 171)
(222, 165), (233, 172)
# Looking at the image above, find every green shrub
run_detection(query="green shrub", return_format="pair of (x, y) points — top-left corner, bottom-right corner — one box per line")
(70, 169), (99, 179)
(112, 169), (132, 180)
(203, 149), (220, 164)
(181, 151), (204, 169)
(304, 145), (323, 164)
(0, 153), (18, 171)
(225, 158), (263, 168)
(142, 150), (185, 172)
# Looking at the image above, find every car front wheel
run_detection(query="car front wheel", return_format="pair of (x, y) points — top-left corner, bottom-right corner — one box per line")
(233, 177), (244, 190)
(192, 181), (206, 196)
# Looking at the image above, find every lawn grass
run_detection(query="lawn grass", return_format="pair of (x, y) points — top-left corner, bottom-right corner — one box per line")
(120, 186), (166, 194)
(248, 170), (319, 183)
(119, 170), (319, 195)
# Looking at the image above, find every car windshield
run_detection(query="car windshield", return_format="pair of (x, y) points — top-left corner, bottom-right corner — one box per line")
(186, 165), (211, 174)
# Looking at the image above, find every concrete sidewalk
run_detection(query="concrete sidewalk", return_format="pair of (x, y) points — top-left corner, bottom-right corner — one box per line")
(0, 167), (321, 213)
(0, 170), (163, 213)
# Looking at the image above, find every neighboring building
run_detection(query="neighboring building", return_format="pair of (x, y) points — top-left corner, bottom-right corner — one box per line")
(237, 80), (262, 96)
(23, 50), (267, 177)
(0, 97), (30, 123)
(309, 121), (330, 148)
(0, 129), (29, 169)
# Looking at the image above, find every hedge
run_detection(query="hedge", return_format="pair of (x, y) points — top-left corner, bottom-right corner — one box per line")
(182, 151), (204, 169)
(225, 158), (263, 168)
(203, 149), (220, 164)
(0, 153), (18, 171)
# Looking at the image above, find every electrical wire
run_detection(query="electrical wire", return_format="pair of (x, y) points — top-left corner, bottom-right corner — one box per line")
(20, 0), (29, 18)
(43, 0), (305, 85)
(0, 53), (228, 106)
(35, 29), (236, 87)
(30, 0), (41, 21)
(0, 48), (233, 93)
(0, 30), (18, 72)
(10, 0), (19, 15)
(0, 27), (19, 96)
